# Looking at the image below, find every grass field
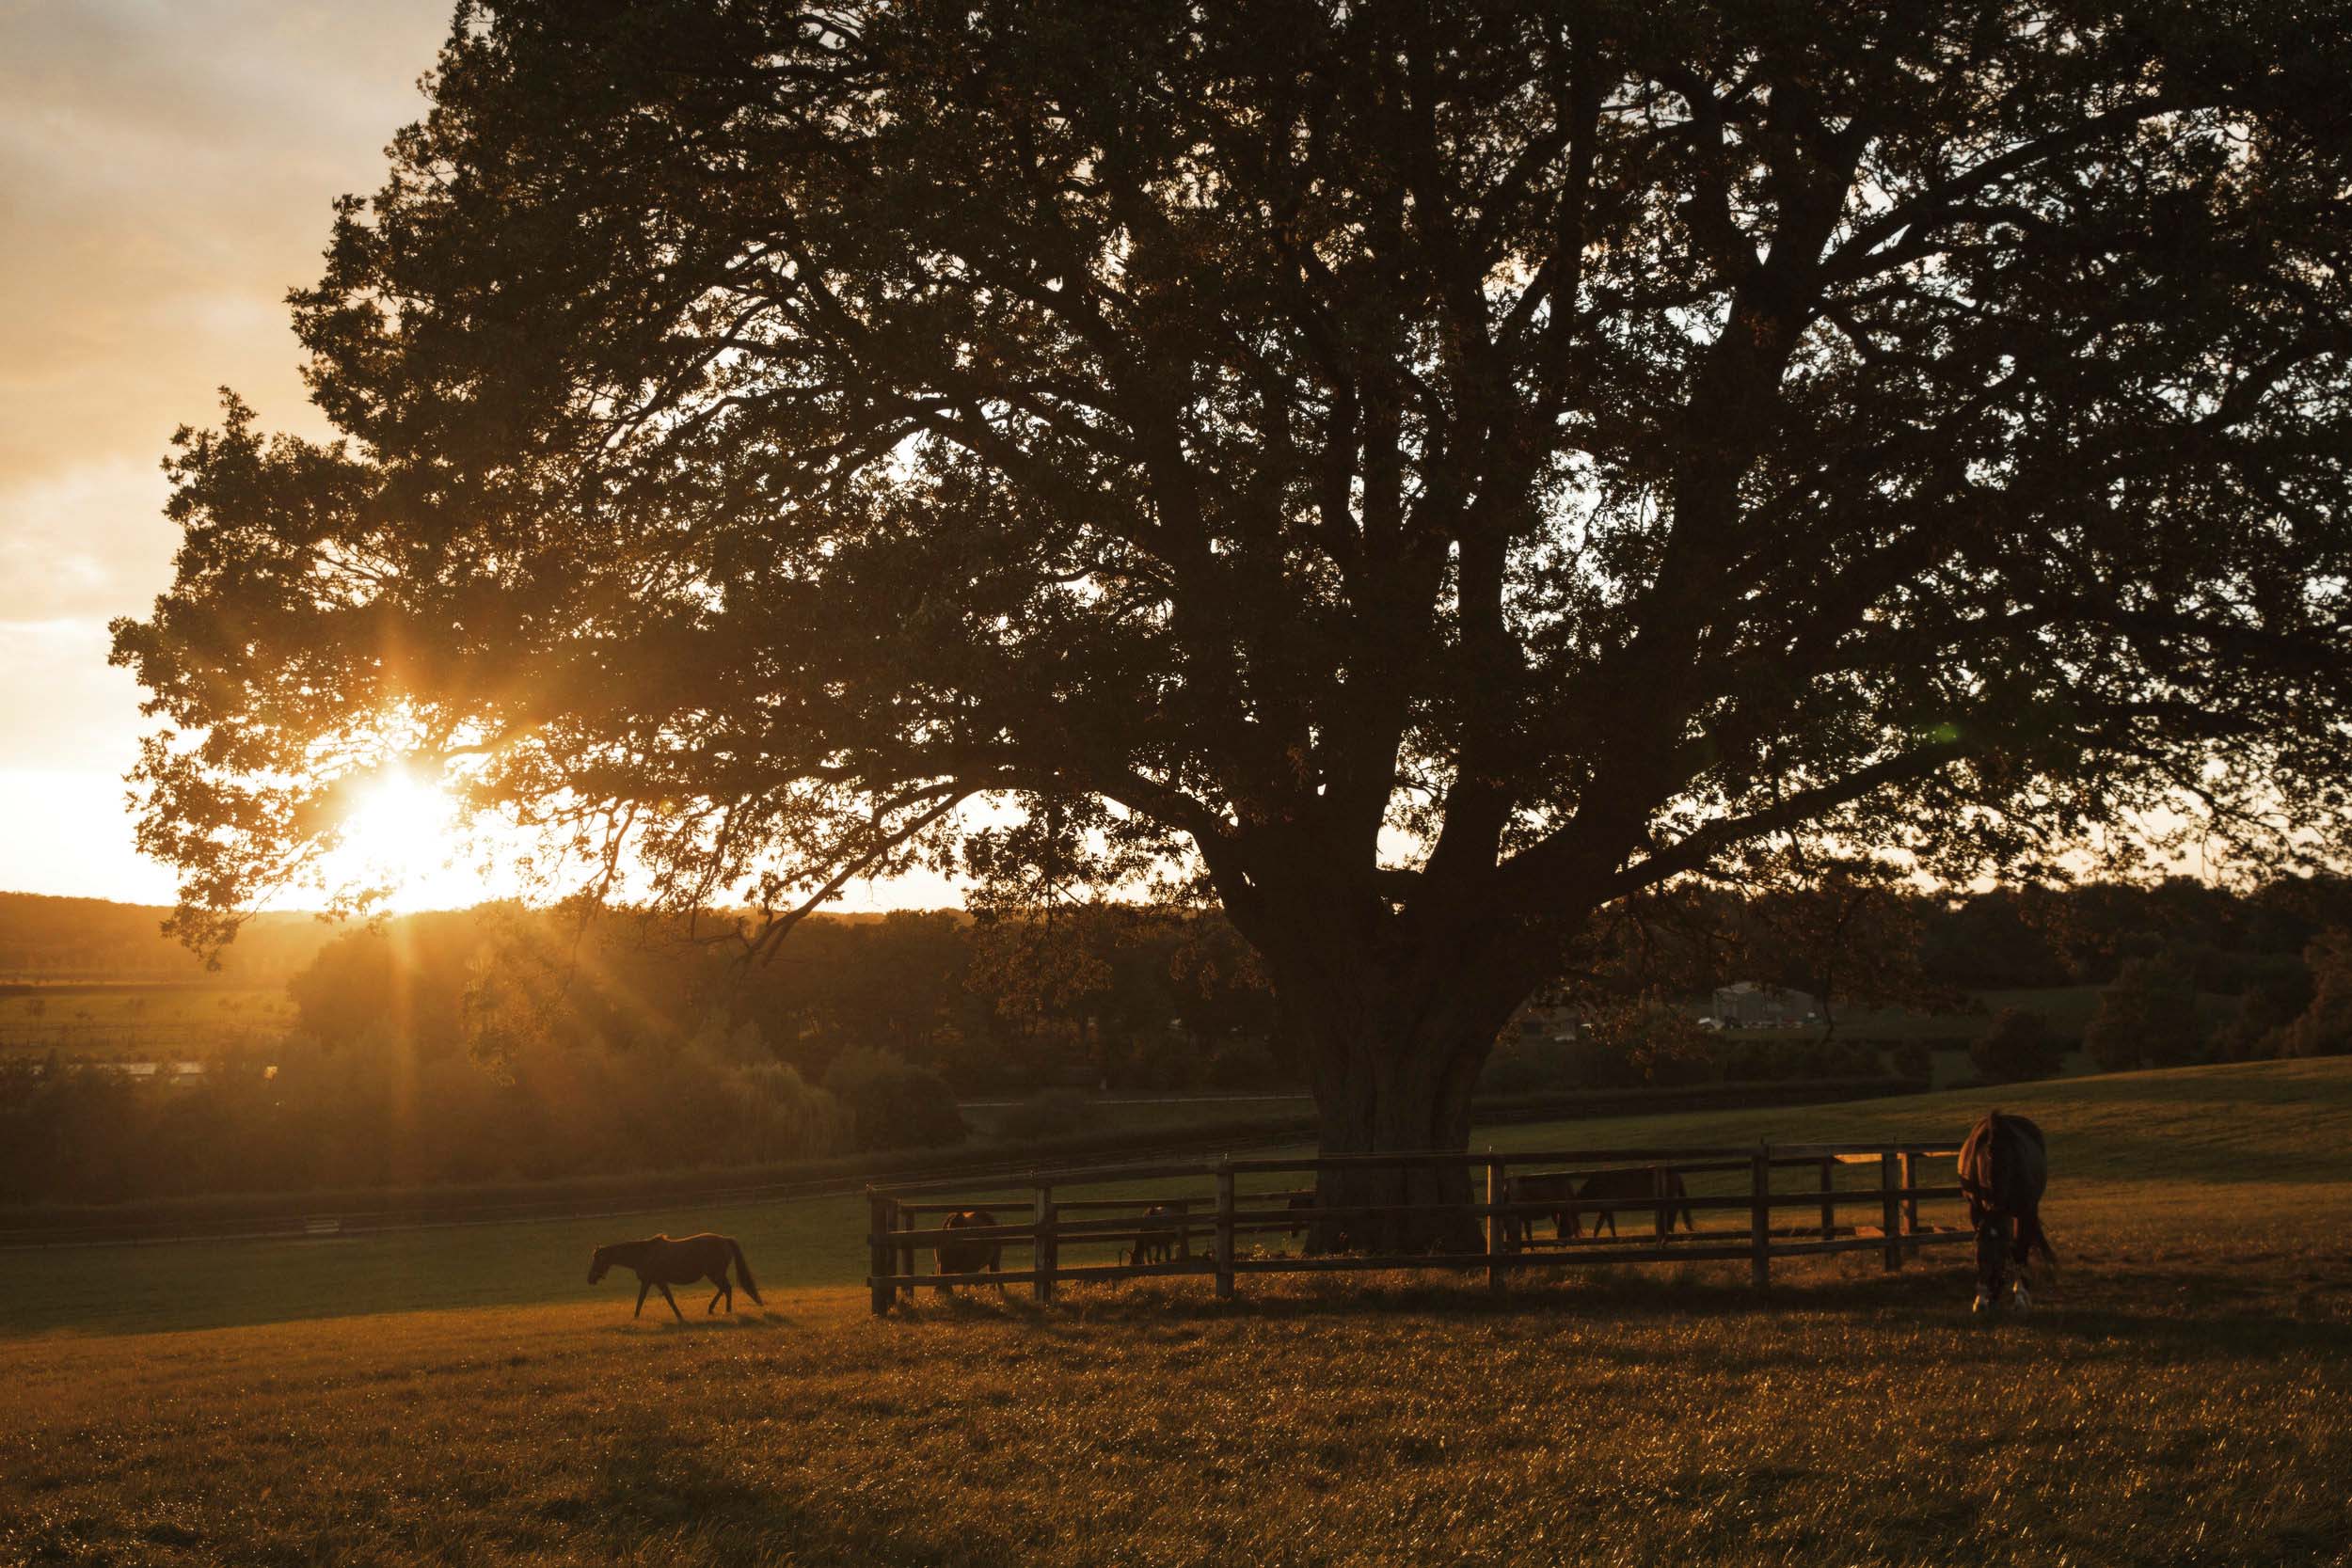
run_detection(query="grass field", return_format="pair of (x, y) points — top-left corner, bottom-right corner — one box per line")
(4, 1061), (2348, 1565)
(0, 983), (294, 1063)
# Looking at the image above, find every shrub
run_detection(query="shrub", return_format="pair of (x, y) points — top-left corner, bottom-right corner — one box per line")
(1594, 1003), (1718, 1087)
(2084, 958), (2204, 1071)
(1888, 1040), (1933, 1082)
(821, 1047), (967, 1152)
(1969, 1008), (2064, 1083)
(2275, 929), (2352, 1058)
(1205, 1037), (1280, 1089)
(1479, 1037), (1579, 1096)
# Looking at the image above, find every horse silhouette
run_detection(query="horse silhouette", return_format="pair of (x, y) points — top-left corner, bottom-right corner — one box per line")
(934, 1209), (1005, 1291)
(1504, 1171), (1582, 1243)
(1576, 1165), (1696, 1238)
(1958, 1110), (2055, 1312)
(588, 1233), (763, 1322)
(1129, 1204), (1180, 1266)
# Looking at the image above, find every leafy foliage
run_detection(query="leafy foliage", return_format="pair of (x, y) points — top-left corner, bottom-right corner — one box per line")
(112, 2), (2352, 1165)
(2084, 957), (2207, 1072)
(1968, 1006), (2065, 1083)
(820, 1046), (967, 1153)
(2274, 929), (2352, 1059)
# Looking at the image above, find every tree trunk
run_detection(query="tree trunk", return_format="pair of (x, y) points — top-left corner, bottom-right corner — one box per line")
(1279, 945), (1535, 1255)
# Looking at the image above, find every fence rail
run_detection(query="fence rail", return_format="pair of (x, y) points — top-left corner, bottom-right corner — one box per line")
(863, 1140), (1970, 1312)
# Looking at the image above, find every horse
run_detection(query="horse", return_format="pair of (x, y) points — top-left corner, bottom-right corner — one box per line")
(1129, 1204), (1180, 1266)
(588, 1233), (763, 1323)
(1958, 1110), (2056, 1313)
(935, 1209), (1005, 1291)
(1575, 1166), (1696, 1239)
(1283, 1193), (1318, 1240)
(1503, 1172), (1582, 1243)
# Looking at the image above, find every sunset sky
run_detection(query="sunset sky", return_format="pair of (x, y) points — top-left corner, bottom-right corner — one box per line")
(0, 2), (950, 912)
(2, 1), (451, 903)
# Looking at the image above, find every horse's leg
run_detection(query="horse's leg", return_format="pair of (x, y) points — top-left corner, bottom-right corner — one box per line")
(659, 1282), (685, 1323)
(634, 1279), (650, 1318)
(707, 1278), (725, 1314)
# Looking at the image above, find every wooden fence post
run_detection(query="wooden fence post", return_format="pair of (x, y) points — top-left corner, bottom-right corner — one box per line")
(1486, 1152), (1507, 1291)
(1653, 1164), (1670, 1247)
(1901, 1150), (1920, 1259)
(867, 1190), (893, 1316)
(1215, 1161), (1236, 1300)
(1818, 1156), (1836, 1242)
(1880, 1151), (1901, 1271)
(1035, 1187), (1057, 1305)
(1750, 1147), (1772, 1289)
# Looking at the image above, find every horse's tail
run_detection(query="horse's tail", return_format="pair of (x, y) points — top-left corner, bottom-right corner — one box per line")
(728, 1238), (764, 1306)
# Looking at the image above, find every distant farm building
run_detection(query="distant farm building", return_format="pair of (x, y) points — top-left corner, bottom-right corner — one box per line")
(1710, 982), (1818, 1028)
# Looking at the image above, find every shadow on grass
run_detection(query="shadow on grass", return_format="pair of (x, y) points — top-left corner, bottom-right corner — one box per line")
(878, 1255), (2352, 1366)
(574, 1408), (1011, 1566)
(596, 1309), (803, 1337)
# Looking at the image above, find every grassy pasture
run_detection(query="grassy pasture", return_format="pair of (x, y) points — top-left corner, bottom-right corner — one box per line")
(3, 1057), (2347, 1342)
(2, 1184), (2348, 1559)
(3, 1062), (2348, 1566)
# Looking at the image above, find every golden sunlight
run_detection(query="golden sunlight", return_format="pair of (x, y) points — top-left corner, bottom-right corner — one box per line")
(322, 768), (485, 911)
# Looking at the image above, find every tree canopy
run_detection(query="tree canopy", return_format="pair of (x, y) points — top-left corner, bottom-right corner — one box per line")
(116, 0), (2352, 1195)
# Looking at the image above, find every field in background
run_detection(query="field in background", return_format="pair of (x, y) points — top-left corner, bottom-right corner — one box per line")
(6, 1057), (2344, 1340)
(2, 1059), (2346, 1565)
(0, 983), (294, 1063)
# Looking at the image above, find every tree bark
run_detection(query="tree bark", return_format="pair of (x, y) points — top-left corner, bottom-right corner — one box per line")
(1274, 936), (1537, 1254)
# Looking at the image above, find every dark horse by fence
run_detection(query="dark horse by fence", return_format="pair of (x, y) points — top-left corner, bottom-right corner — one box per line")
(1957, 1110), (2055, 1312)
(935, 1208), (1005, 1291)
(1575, 1165), (1696, 1238)
(588, 1233), (763, 1322)
(1507, 1167), (1695, 1243)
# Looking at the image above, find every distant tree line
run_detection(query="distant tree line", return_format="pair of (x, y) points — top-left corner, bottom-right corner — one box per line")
(0, 893), (336, 985)
(3, 874), (2346, 1204)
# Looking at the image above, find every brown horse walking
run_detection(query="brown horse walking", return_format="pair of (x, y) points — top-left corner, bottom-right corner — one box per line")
(588, 1233), (764, 1322)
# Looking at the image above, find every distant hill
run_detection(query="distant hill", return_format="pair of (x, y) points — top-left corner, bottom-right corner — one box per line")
(0, 892), (340, 986)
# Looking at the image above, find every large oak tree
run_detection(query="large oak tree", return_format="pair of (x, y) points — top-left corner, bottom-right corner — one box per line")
(117, 0), (2352, 1238)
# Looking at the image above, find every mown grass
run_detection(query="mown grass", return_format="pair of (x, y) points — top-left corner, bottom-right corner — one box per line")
(3, 1194), (2347, 1566)
(2, 1061), (2350, 1563)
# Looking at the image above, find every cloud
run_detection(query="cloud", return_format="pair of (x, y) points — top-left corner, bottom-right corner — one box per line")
(0, 2), (450, 898)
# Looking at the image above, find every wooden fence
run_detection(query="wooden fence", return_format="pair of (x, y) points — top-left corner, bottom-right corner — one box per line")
(863, 1141), (1970, 1312)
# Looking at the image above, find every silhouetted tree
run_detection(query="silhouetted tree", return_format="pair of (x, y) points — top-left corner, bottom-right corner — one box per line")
(2084, 956), (2205, 1071)
(115, 2), (2352, 1243)
(2274, 929), (2352, 1058)
(1969, 1006), (2064, 1084)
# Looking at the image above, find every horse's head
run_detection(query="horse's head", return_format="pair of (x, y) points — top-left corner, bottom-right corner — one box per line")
(588, 1245), (611, 1285)
(1973, 1214), (2014, 1310)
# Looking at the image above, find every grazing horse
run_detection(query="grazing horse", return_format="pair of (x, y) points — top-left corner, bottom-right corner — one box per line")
(1503, 1172), (1583, 1244)
(1958, 1110), (2055, 1313)
(1576, 1166), (1696, 1239)
(934, 1209), (1005, 1291)
(1129, 1204), (1180, 1266)
(1284, 1193), (1318, 1240)
(588, 1233), (763, 1323)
